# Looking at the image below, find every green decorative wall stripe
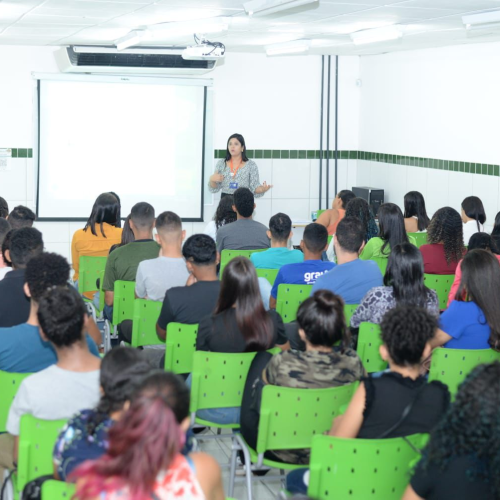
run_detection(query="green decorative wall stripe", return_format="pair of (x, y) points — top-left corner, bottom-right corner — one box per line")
(1, 148), (33, 158)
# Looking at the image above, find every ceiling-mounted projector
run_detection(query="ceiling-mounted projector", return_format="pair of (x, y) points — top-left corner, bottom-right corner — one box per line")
(182, 35), (226, 60)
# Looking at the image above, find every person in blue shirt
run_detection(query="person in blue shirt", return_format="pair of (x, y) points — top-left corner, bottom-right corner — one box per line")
(431, 249), (500, 350)
(269, 223), (334, 309)
(0, 252), (100, 373)
(250, 212), (303, 269)
(312, 217), (383, 305)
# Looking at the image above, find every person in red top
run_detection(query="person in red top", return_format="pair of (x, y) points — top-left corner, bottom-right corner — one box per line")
(316, 190), (356, 236)
(420, 207), (465, 275)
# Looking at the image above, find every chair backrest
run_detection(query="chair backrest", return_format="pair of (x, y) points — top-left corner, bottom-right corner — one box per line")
(190, 351), (257, 416)
(42, 480), (75, 499)
(131, 299), (164, 348)
(407, 232), (428, 248)
(423, 274), (454, 310)
(307, 433), (428, 499)
(0, 371), (31, 433)
(256, 268), (279, 285)
(17, 415), (68, 493)
(219, 249), (266, 276)
(111, 280), (136, 326)
(164, 323), (198, 374)
(344, 304), (359, 326)
(275, 284), (313, 323)
(428, 347), (500, 397)
(256, 383), (357, 455)
(369, 257), (388, 276)
(356, 322), (388, 373)
(78, 256), (108, 295)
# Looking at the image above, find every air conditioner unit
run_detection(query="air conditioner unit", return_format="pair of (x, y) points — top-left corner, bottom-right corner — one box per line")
(55, 46), (218, 75)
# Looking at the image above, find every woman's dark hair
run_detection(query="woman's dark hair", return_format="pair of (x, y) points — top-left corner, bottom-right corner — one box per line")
(108, 192), (122, 228)
(344, 198), (378, 242)
(0, 197), (8, 219)
(404, 191), (430, 232)
(455, 249), (500, 350)
(384, 243), (430, 308)
(467, 232), (498, 254)
(109, 215), (134, 254)
(427, 207), (464, 265)
(462, 196), (486, 231)
(297, 290), (348, 348)
(491, 211), (500, 253)
(84, 193), (121, 237)
(225, 133), (249, 162)
(418, 362), (500, 496)
(213, 195), (237, 231)
(215, 257), (273, 352)
(337, 190), (356, 209)
(74, 372), (190, 500)
(377, 203), (409, 256)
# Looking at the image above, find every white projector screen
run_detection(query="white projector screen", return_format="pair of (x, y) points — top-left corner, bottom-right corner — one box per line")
(36, 76), (208, 221)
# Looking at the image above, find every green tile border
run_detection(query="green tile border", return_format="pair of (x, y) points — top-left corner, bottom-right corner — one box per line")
(0, 148), (33, 159)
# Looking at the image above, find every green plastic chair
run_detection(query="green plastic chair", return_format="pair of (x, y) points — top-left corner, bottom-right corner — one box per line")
(429, 347), (500, 397)
(327, 234), (333, 245)
(423, 274), (454, 310)
(219, 249), (266, 277)
(0, 371), (31, 433)
(78, 255), (107, 298)
(407, 232), (428, 248)
(370, 257), (388, 276)
(131, 299), (164, 348)
(255, 268), (279, 285)
(344, 304), (359, 326)
(164, 323), (198, 374)
(275, 284), (313, 323)
(229, 383), (357, 500)
(190, 350), (257, 429)
(307, 433), (429, 499)
(41, 480), (75, 499)
(356, 322), (388, 373)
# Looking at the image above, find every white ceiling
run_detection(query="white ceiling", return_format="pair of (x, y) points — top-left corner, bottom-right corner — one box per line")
(2, 0), (500, 55)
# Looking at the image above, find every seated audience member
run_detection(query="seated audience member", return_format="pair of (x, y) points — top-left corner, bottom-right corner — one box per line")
(285, 306), (450, 495)
(216, 187), (270, 252)
(316, 189), (356, 236)
(360, 203), (415, 260)
(420, 207), (465, 274)
(74, 372), (225, 500)
(490, 211), (500, 253)
(351, 243), (439, 328)
(447, 233), (500, 307)
(204, 195), (237, 241)
(431, 249), (500, 351)
(7, 205), (35, 229)
(102, 202), (160, 319)
(53, 347), (150, 481)
(0, 286), (101, 477)
(312, 217), (383, 304)
(0, 253), (100, 373)
(404, 191), (430, 233)
(251, 213), (303, 269)
(109, 215), (134, 253)
(0, 218), (11, 280)
(71, 193), (122, 286)
(0, 196), (8, 218)
(404, 362), (500, 500)
(461, 196), (486, 245)
(0, 227), (43, 327)
(270, 223), (334, 309)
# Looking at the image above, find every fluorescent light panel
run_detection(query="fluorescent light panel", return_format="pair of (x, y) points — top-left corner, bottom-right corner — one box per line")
(350, 25), (402, 45)
(463, 10), (500, 29)
(265, 39), (310, 55)
(244, 0), (318, 17)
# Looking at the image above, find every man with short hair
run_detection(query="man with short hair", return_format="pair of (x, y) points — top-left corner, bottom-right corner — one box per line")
(0, 218), (11, 280)
(216, 187), (269, 252)
(8, 205), (36, 229)
(0, 228), (43, 327)
(270, 223), (335, 309)
(103, 202), (160, 318)
(250, 213), (303, 269)
(312, 217), (383, 304)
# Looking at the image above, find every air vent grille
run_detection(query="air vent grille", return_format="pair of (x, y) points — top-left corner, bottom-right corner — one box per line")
(76, 53), (211, 69)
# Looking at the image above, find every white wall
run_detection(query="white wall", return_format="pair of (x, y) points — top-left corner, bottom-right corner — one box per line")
(357, 42), (500, 226)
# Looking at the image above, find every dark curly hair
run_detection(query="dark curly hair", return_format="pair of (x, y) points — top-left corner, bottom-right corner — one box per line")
(427, 207), (464, 265)
(345, 198), (378, 242)
(418, 362), (500, 496)
(233, 188), (254, 218)
(8, 205), (36, 229)
(213, 195), (236, 231)
(0, 197), (8, 219)
(9, 227), (43, 268)
(25, 252), (70, 301)
(37, 286), (86, 347)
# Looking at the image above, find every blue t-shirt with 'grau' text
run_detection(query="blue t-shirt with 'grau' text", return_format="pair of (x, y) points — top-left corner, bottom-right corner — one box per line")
(271, 260), (336, 299)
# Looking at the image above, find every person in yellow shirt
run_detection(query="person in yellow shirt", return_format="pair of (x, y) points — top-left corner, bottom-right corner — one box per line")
(71, 193), (122, 285)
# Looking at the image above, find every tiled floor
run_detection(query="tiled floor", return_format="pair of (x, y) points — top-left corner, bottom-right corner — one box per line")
(197, 429), (284, 500)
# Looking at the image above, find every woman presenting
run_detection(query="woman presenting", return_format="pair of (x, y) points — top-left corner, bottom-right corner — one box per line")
(208, 133), (272, 198)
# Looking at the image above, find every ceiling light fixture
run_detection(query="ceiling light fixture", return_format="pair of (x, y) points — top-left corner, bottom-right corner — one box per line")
(462, 10), (500, 30)
(265, 39), (310, 56)
(244, 0), (318, 17)
(116, 29), (149, 50)
(350, 25), (403, 45)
